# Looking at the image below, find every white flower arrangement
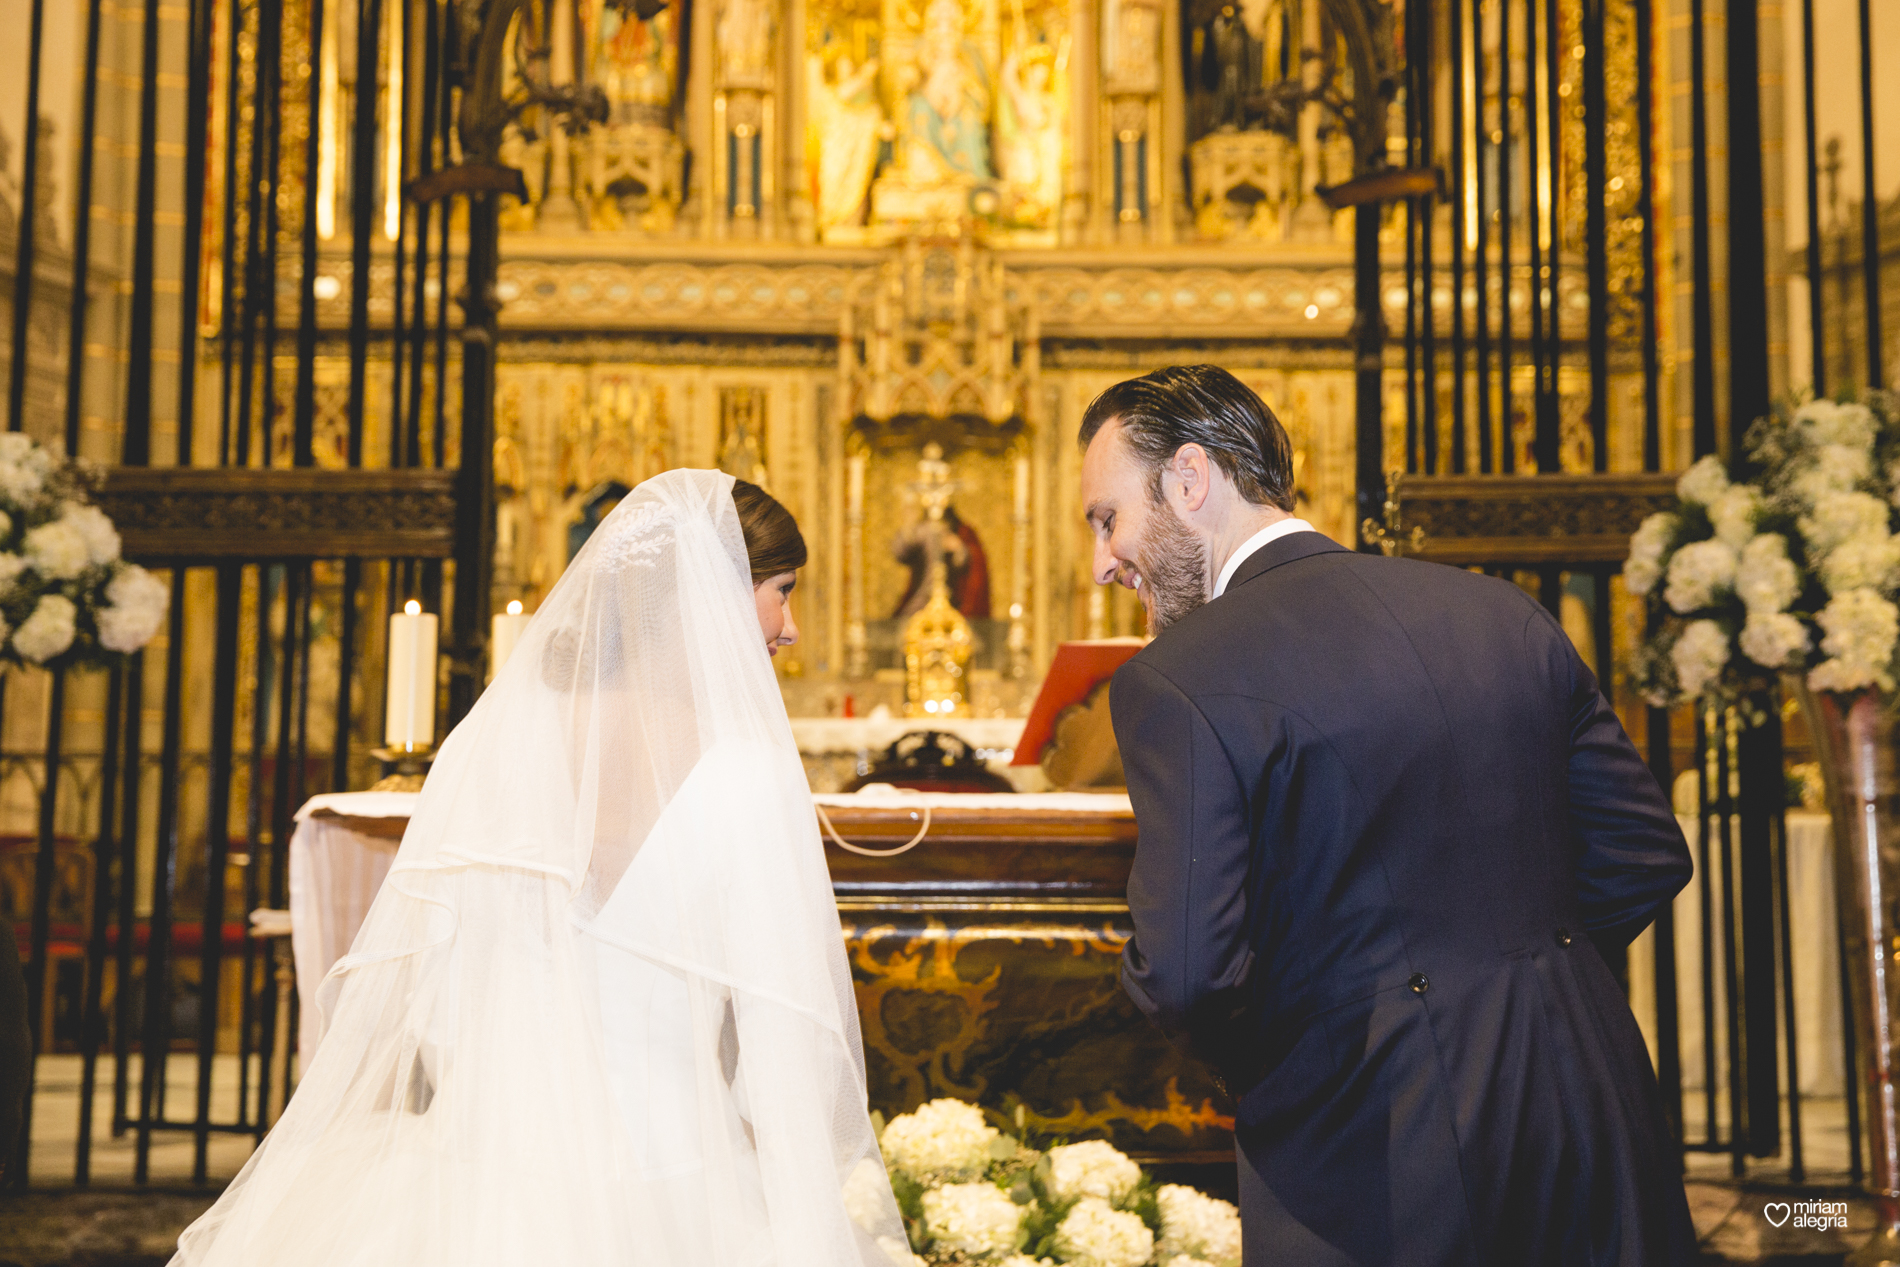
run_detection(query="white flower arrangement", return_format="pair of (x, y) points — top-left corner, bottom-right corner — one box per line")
(881, 1097), (1006, 1184)
(1663, 539), (1738, 614)
(1153, 1185), (1243, 1267)
(0, 433), (166, 670)
(924, 1182), (1033, 1256)
(1045, 1141), (1142, 1205)
(1632, 393), (1900, 706)
(1053, 1198), (1155, 1267)
(875, 1099), (1237, 1266)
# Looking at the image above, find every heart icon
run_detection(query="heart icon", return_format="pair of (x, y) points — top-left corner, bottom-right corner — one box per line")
(1764, 1202), (1791, 1227)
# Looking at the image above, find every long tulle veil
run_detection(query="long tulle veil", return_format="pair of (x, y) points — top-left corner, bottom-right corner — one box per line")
(171, 469), (910, 1267)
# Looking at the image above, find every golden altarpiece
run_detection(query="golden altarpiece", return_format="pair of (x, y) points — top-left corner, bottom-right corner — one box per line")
(472, 0), (1368, 722)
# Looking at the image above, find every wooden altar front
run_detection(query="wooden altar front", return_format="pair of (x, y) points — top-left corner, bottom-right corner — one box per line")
(298, 792), (1231, 1163)
(817, 795), (1232, 1162)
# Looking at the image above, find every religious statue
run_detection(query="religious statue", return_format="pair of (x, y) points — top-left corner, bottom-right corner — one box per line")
(995, 42), (1063, 219)
(1199, 3), (1260, 133)
(807, 48), (887, 234)
(717, 0), (776, 86)
(891, 446), (991, 622)
(896, 444), (977, 717)
(898, 0), (994, 184)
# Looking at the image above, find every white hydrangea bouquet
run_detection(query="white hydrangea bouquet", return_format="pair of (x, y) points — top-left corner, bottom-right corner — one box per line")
(864, 1097), (1241, 1267)
(0, 433), (168, 669)
(1628, 395), (1900, 707)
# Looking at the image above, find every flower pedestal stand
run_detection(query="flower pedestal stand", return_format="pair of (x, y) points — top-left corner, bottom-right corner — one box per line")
(1800, 685), (1900, 1264)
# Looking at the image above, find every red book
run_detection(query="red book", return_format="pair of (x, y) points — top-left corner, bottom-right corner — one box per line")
(1011, 638), (1147, 766)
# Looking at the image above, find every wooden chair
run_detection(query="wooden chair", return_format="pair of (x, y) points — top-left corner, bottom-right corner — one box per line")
(0, 835), (93, 1050)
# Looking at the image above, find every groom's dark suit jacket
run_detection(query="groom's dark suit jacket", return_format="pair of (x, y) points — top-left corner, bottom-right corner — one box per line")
(1112, 532), (1695, 1266)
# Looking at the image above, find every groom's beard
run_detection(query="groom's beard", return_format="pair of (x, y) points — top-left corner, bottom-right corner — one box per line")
(1130, 499), (1208, 634)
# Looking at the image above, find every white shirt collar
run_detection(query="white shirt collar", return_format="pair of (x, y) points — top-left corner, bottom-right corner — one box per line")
(1212, 517), (1317, 598)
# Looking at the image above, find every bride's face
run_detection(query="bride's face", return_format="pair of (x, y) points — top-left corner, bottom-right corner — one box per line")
(754, 571), (800, 656)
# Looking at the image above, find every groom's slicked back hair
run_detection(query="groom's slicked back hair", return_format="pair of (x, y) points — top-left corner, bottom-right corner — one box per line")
(1078, 365), (1296, 512)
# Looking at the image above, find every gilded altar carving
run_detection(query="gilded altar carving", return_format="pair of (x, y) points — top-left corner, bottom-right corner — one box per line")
(845, 908), (1234, 1156)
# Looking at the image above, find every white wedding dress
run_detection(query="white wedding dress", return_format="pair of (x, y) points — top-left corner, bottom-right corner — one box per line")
(170, 470), (910, 1267)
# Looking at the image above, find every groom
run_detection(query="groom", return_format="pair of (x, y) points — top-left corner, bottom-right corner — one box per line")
(1080, 366), (1695, 1265)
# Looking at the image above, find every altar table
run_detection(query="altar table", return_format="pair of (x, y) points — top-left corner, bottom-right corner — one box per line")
(285, 786), (1232, 1161)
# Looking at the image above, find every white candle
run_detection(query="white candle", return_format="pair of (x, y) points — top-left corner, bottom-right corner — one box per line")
(489, 600), (531, 683)
(847, 453), (865, 514)
(385, 600), (438, 750)
(1014, 454), (1030, 516)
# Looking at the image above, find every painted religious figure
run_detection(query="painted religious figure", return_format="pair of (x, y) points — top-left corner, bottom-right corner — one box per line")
(718, 0), (777, 86)
(807, 47), (887, 234)
(995, 41), (1063, 220)
(900, 0), (994, 183)
(593, 0), (678, 124)
(892, 504), (991, 620)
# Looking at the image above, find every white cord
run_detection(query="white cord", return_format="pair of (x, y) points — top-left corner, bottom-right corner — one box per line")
(814, 802), (933, 857)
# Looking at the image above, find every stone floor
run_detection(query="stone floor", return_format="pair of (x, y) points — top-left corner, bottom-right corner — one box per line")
(0, 1056), (1890, 1264)
(0, 1179), (1885, 1265)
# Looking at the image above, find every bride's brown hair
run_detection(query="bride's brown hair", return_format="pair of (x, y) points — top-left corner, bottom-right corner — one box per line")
(732, 479), (807, 583)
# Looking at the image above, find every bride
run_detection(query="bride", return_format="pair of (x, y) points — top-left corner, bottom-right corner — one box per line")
(172, 470), (912, 1267)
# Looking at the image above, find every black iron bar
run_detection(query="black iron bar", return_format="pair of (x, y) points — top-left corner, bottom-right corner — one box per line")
(5, 0), (47, 434)
(1857, 0), (1882, 387)
(405, 0), (443, 472)
(133, 572), (188, 1182)
(110, 655), (144, 1136)
(1725, 0), (1770, 462)
(431, 11), (452, 471)
(253, 562), (306, 1128)
(293, 0), (328, 470)
(1696, 710), (1718, 1144)
(333, 559), (361, 793)
(120, 0), (164, 468)
(61, 0), (106, 458)
(215, 0), (247, 467)
(1802, 0), (1825, 397)
(1450, 0), (1469, 473)
(1420, 0), (1437, 474)
(1774, 801), (1803, 1181)
(74, 664), (124, 1182)
(1499, 0), (1515, 472)
(1689, 0), (1716, 458)
(231, 0), (271, 469)
(1474, 0), (1492, 473)
(1584, 0), (1608, 472)
(1636, 0), (1660, 469)
(191, 565), (242, 1183)
(1537, 0), (1560, 470)
(388, 0), (416, 470)
(238, 566), (274, 1135)
(1717, 721), (1746, 1175)
(256, 0), (286, 466)
(174, 0), (215, 467)
(1524, 0), (1546, 471)
(448, 188), (500, 727)
(16, 668), (67, 1183)
(347, 0), (390, 468)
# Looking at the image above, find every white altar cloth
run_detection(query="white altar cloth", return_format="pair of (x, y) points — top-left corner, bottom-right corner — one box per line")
(1626, 811), (1845, 1100)
(287, 792), (418, 1060)
(285, 785), (1124, 1060)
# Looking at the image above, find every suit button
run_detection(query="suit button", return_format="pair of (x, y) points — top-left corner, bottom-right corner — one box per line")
(1556, 928), (1574, 948)
(1408, 973), (1429, 995)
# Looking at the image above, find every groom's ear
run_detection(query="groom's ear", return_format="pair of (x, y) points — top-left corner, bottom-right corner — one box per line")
(1167, 443), (1216, 514)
